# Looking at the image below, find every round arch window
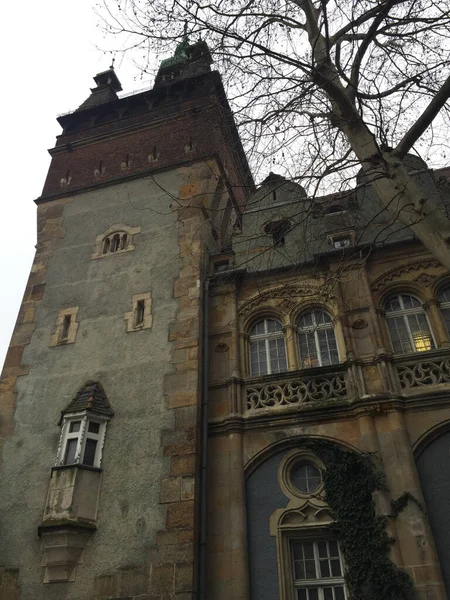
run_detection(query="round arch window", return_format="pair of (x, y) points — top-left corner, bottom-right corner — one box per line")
(384, 293), (435, 354)
(291, 461), (322, 494)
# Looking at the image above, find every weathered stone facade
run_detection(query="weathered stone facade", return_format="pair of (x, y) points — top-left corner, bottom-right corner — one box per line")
(1, 40), (450, 600)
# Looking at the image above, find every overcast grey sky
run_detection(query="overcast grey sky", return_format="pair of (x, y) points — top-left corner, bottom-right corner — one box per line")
(0, 0), (151, 368)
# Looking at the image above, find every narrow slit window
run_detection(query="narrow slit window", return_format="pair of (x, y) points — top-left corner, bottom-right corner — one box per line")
(61, 315), (72, 341)
(135, 300), (145, 327)
(111, 234), (121, 252)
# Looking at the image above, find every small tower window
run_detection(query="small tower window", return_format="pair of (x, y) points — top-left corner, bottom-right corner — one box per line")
(328, 232), (353, 249)
(93, 224), (141, 260)
(50, 307), (79, 347)
(135, 300), (145, 327)
(102, 231), (130, 255)
(125, 292), (153, 332)
(61, 315), (72, 342)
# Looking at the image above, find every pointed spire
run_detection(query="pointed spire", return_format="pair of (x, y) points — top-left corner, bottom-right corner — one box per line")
(60, 381), (114, 421)
(77, 65), (123, 111)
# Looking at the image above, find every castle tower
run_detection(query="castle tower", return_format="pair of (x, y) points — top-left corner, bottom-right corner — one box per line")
(0, 42), (252, 599)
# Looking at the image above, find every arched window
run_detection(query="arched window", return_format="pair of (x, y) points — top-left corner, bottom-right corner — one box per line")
(102, 231), (129, 255)
(296, 309), (339, 368)
(249, 318), (287, 376)
(438, 286), (450, 335)
(384, 293), (435, 354)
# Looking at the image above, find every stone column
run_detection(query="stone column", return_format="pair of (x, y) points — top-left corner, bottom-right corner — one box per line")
(424, 299), (450, 348)
(375, 409), (446, 599)
(357, 412), (403, 566)
(285, 324), (297, 371)
(228, 431), (250, 600)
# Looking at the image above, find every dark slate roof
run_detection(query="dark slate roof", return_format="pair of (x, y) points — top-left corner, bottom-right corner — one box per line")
(62, 381), (114, 419)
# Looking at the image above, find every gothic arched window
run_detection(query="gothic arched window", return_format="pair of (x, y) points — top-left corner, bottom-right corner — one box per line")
(384, 293), (435, 354)
(296, 309), (339, 369)
(438, 286), (450, 335)
(249, 318), (287, 376)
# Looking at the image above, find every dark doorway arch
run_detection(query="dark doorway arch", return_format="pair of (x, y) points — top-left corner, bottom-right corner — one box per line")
(416, 427), (450, 595)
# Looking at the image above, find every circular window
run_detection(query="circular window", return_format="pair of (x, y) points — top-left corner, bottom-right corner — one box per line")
(291, 461), (322, 494)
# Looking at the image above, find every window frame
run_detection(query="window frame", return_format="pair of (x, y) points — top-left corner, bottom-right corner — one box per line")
(288, 537), (347, 600)
(248, 317), (288, 377)
(57, 412), (108, 469)
(295, 309), (340, 369)
(277, 528), (348, 600)
(384, 293), (436, 355)
(438, 285), (450, 336)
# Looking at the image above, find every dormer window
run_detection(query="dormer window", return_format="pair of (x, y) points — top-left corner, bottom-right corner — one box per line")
(264, 219), (291, 246)
(328, 232), (353, 249)
(324, 204), (347, 216)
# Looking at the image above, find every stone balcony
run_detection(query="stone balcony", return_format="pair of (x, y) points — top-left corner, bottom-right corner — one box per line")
(244, 364), (352, 414)
(394, 349), (450, 394)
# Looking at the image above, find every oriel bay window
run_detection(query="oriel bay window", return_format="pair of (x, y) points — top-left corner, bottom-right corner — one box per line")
(249, 318), (287, 376)
(59, 415), (106, 468)
(56, 381), (113, 469)
(384, 293), (435, 354)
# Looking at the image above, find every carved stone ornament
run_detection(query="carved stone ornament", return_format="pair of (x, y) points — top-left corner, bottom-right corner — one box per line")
(370, 258), (442, 292)
(246, 371), (347, 411)
(414, 272), (436, 287)
(269, 499), (333, 536)
(397, 358), (450, 390)
(238, 283), (335, 317)
(352, 318), (368, 329)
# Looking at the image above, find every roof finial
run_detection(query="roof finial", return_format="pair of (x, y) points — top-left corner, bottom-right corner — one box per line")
(110, 56), (116, 70)
(183, 20), (189, 42)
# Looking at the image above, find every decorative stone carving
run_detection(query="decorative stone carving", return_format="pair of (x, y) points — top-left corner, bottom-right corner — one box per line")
(370, 258), (442, 292)
(397, 358), (450, 389)
(246, 371), (347, 410)
(414, 273), (436, 287)
(238, 283), (335, 317)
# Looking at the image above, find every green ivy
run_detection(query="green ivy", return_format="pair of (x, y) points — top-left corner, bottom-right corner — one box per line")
(304, 440), (416, 600)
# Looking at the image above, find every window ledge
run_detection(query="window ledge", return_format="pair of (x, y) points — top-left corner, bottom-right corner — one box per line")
(52, 463), (102, 473)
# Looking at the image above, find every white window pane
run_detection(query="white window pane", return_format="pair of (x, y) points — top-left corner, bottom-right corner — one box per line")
(250, 340), (267, 376)
(438, 287), (450, 303)
(407, 314), (434, 352)
(318, 330), (339, 365)
(386, 295), (401, 312)
(387, 317), (413, 354)
(334, 587), (345, 600)
(298, 332), (319, 368)
(298, 312), (313, 328)
(88, 421), (100, 434)
(64, 438), (78, 464)
(269, 338), (287, 373)
(267, 318), (283, 333)
(83, 439), (98, 466)
(69, 421), (81, 433)
(402, 294), (421, 309)
(441, 307), (450, 334)
(314, 310), (332, 325)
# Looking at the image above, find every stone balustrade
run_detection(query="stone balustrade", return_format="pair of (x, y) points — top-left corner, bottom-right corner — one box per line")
(245, 365), (349, 412)
(395, 350), (450, 391)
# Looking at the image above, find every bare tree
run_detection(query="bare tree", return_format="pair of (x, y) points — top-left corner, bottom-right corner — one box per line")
(98, 0), (450, 267)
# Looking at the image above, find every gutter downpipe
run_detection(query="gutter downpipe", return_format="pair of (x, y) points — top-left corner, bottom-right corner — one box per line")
(199, 276), (210, 600)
